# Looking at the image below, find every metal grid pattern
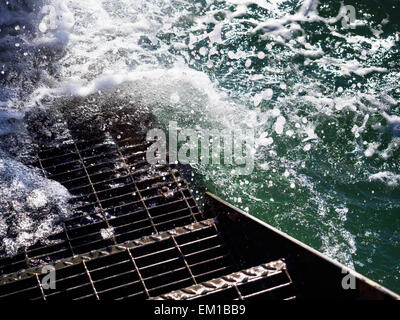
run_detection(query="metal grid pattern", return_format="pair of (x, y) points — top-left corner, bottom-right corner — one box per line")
(0, 220), (241, 300)
(0, 133), (202, 276)
(0, 131), (301, 301)
(152, 260), (296, 301)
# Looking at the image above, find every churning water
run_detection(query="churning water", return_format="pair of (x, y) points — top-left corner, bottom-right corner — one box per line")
(0, 0), (399, 292)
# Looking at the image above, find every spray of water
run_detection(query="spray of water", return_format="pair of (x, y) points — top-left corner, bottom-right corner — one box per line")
(0, 0), (399, 289)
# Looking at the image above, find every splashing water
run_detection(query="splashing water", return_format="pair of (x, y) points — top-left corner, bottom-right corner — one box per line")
(0, 0), (399, 291)
(0, 151), (71, 255)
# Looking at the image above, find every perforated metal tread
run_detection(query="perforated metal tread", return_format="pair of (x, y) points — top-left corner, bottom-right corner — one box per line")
(0, 219), (245, 300)
(151, 259), (296, 301)
(0, 133), (202, 277)
(0, 132), (299, 301)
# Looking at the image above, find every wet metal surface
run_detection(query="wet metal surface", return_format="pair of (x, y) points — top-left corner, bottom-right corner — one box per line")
(0, 133), (202, 277)
(151, 259), (296, 301)
(0, 132), (397, 300)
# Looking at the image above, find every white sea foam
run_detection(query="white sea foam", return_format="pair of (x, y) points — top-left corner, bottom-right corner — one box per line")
(0, 152), (71, 255)
(0, 0), (75, 254)
(369, 171), (400, 187)
(34, 0), (75, 48)
(0, 0), (398, 273)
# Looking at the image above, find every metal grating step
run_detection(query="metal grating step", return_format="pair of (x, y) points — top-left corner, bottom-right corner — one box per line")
(2, 129), (394, 300)
(0, 220), (243, 300)
(151, 259), (296, 301)
(0, 133), (203, 276)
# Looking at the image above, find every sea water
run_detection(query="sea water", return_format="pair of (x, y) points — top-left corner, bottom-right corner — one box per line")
(0, 0), (399, 292)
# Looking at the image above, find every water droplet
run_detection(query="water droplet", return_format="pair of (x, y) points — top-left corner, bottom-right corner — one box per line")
(286, 130), (294, 137)
(263, 88), (273, 100)
(39, 22), (48, 33)
(245, 59), (252, 68)
(283, 170), (290, 178)
(199, 47), (207, 56)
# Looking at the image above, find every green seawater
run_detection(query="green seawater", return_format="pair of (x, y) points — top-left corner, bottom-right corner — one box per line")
(151, 0), (400, 293)
(1, 0), (399, 294)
